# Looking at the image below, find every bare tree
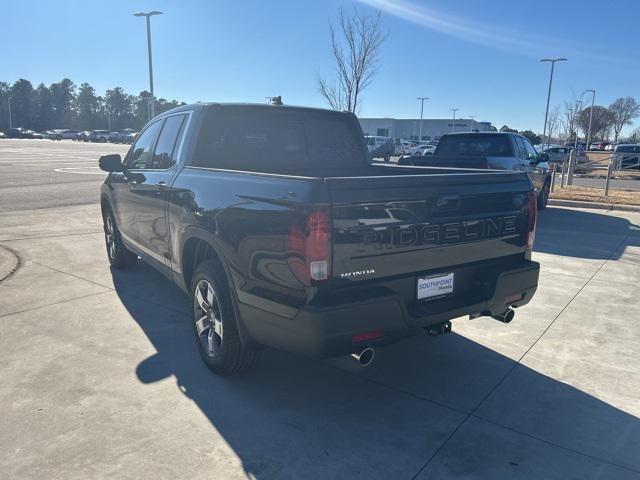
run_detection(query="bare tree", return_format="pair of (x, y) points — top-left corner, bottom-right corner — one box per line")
(562, 100), (581, 145)
(317, 7), (386, 114)
(608, 97), (640, 143)
(547, 105), (561, 143)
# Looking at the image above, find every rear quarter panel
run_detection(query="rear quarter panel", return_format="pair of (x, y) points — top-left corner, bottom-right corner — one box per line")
(167, 168), (329, 309)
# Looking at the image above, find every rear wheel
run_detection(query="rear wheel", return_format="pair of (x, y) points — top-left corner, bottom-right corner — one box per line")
(383, 154), (391, 162)
(103, 209), (137, 269)
(190, 260), (259, 375)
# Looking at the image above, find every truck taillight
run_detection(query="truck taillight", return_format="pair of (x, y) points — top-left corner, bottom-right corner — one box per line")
(527, 190), (537, 250)
(287, 208), (331, 285)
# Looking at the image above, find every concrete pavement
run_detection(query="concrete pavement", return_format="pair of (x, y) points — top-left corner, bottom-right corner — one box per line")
(0, 139), (127, 212)
(1, 203), (639, 479)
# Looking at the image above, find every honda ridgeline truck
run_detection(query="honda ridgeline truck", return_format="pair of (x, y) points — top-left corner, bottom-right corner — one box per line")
(99, 103), (540, 374)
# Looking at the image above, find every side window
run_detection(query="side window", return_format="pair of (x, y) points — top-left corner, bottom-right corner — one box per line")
(522, 138), (538, 160)
(126, 121), (163, 169)
(149, 114), (187, 169)
(514, 137), (527, 159)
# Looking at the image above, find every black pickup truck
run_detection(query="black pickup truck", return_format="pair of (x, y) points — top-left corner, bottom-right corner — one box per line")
(99, 103), (539, 374)
(398, 132), (552, 209)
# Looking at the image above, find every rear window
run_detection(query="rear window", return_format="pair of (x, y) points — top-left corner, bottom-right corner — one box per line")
(191, 107), (367, 173)
(436, 135), (512, 157)
(617, 146), (639, 153)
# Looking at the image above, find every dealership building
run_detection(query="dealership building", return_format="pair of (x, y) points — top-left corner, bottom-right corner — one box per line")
(358, 117), (493, 141)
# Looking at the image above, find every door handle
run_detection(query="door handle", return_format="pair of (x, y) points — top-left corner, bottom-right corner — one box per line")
(155, 181), (167, 194)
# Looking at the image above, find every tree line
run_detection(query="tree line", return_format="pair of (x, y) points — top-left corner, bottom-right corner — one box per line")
(0, 78), (185, 133)
(498, 97), (640, 146)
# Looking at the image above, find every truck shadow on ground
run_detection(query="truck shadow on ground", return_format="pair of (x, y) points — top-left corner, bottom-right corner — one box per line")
(535, 207), (640, 260)
(111, 262), (640, 478)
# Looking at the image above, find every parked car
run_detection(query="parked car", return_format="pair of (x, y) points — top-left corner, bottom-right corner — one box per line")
(109, 128), (136, 143)
(407, 144), (436, 156)
(5, 128), (27, 138)
(24, 130), (43, 139)
(55, 129), (79, 140)
(398, 132), (552, 209)
(542, 146), (592, 173)
(365, 135), (395, 162)
(589, 142), (609, 151)
(393, 138), (415, 155)
(605, 143), (616, 151)
(0, 131), (6, 139)
(613, 144), (640, 170)
(89, 130), (112, 142)
(76, 131), (91, 142)
(124, 131), (138, 144)
(98, 103), (539, 374)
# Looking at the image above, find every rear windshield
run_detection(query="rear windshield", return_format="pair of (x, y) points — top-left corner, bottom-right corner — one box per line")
(191, 107), (367, 173)
(617, 146), (638, 153)
(436, 135), (512, 157)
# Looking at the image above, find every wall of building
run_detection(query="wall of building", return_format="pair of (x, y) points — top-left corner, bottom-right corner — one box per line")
(359, 118), (493, 141)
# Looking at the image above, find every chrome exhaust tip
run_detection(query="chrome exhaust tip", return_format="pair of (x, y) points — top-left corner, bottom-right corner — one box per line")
(492, 308), (515, 324)
(351, 347), (375, 367)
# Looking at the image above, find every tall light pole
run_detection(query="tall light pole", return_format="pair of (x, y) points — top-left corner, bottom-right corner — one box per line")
(540, 58), (567, 150)
(7, 95), (12, 128)
(450, 108), (459, 133)
(584, 89), (596, 150)
(417, 97), (429, 143)
(134, 11), (163, 120)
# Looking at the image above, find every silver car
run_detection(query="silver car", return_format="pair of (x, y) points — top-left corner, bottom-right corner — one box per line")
(613, 144), (640, 170)
(543, 147), (592, 173)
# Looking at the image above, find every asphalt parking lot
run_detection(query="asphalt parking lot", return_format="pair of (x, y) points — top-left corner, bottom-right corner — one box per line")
(1, 140), (640, 479)
(0, 139), (127, 212)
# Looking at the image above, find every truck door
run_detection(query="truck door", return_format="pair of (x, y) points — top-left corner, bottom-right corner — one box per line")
(112, 119), (163, 250)
(130, 113), (188, 267)
(515, 136), (545, 193)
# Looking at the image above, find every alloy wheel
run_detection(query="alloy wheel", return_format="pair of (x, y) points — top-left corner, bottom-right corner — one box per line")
(105, 215), (116, 260)
(194, 279), (224, 358)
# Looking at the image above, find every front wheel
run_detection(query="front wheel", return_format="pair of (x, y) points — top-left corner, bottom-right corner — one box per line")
(537, 181), (550, 210)
(103, 209), (137, 268)
(190, 260), (259, 375)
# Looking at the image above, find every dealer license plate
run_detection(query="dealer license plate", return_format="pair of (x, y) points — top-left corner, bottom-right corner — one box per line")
(417, 272), (455, 301)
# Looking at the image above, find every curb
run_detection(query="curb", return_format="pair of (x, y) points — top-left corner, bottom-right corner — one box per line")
(548, 199), (640, 212)
(0, 245), (20, 283)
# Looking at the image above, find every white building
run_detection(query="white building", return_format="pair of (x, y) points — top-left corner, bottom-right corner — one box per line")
(358, 117), (493, 141)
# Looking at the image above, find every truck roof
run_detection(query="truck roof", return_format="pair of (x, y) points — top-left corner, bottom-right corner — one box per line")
(159, 102), (357, 119)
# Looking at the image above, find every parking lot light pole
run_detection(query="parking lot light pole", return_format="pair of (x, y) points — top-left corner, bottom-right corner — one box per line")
(540, 58), (567, 150)
(7, 95), (12, 129)
(450, 108), (459, 133)
(584, 89), (596, 151)
(417, 97), (429, 143)
(133, 11), (163, 120)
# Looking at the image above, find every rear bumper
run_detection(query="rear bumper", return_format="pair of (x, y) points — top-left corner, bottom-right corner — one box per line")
(240, 259), (539, 358)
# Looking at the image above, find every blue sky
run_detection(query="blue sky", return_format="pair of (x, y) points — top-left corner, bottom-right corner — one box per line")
(4, 0), (640, 133)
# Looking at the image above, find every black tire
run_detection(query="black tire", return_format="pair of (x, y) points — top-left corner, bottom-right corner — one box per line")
(103, 208), (137, 269)
(190, 260), (259, 375)
(538, 180), (550, 210)
(383, 154), (391, 163)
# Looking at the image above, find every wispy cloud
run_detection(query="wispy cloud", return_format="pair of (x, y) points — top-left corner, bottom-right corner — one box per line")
(356, 0), (578, 58)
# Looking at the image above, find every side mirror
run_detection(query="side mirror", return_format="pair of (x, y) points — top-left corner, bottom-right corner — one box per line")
(99, 154), (124, 172)
(538, 153), (549, 163)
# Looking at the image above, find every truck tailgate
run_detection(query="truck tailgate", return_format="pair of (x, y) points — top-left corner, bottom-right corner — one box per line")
(326, 171), (531, 284)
